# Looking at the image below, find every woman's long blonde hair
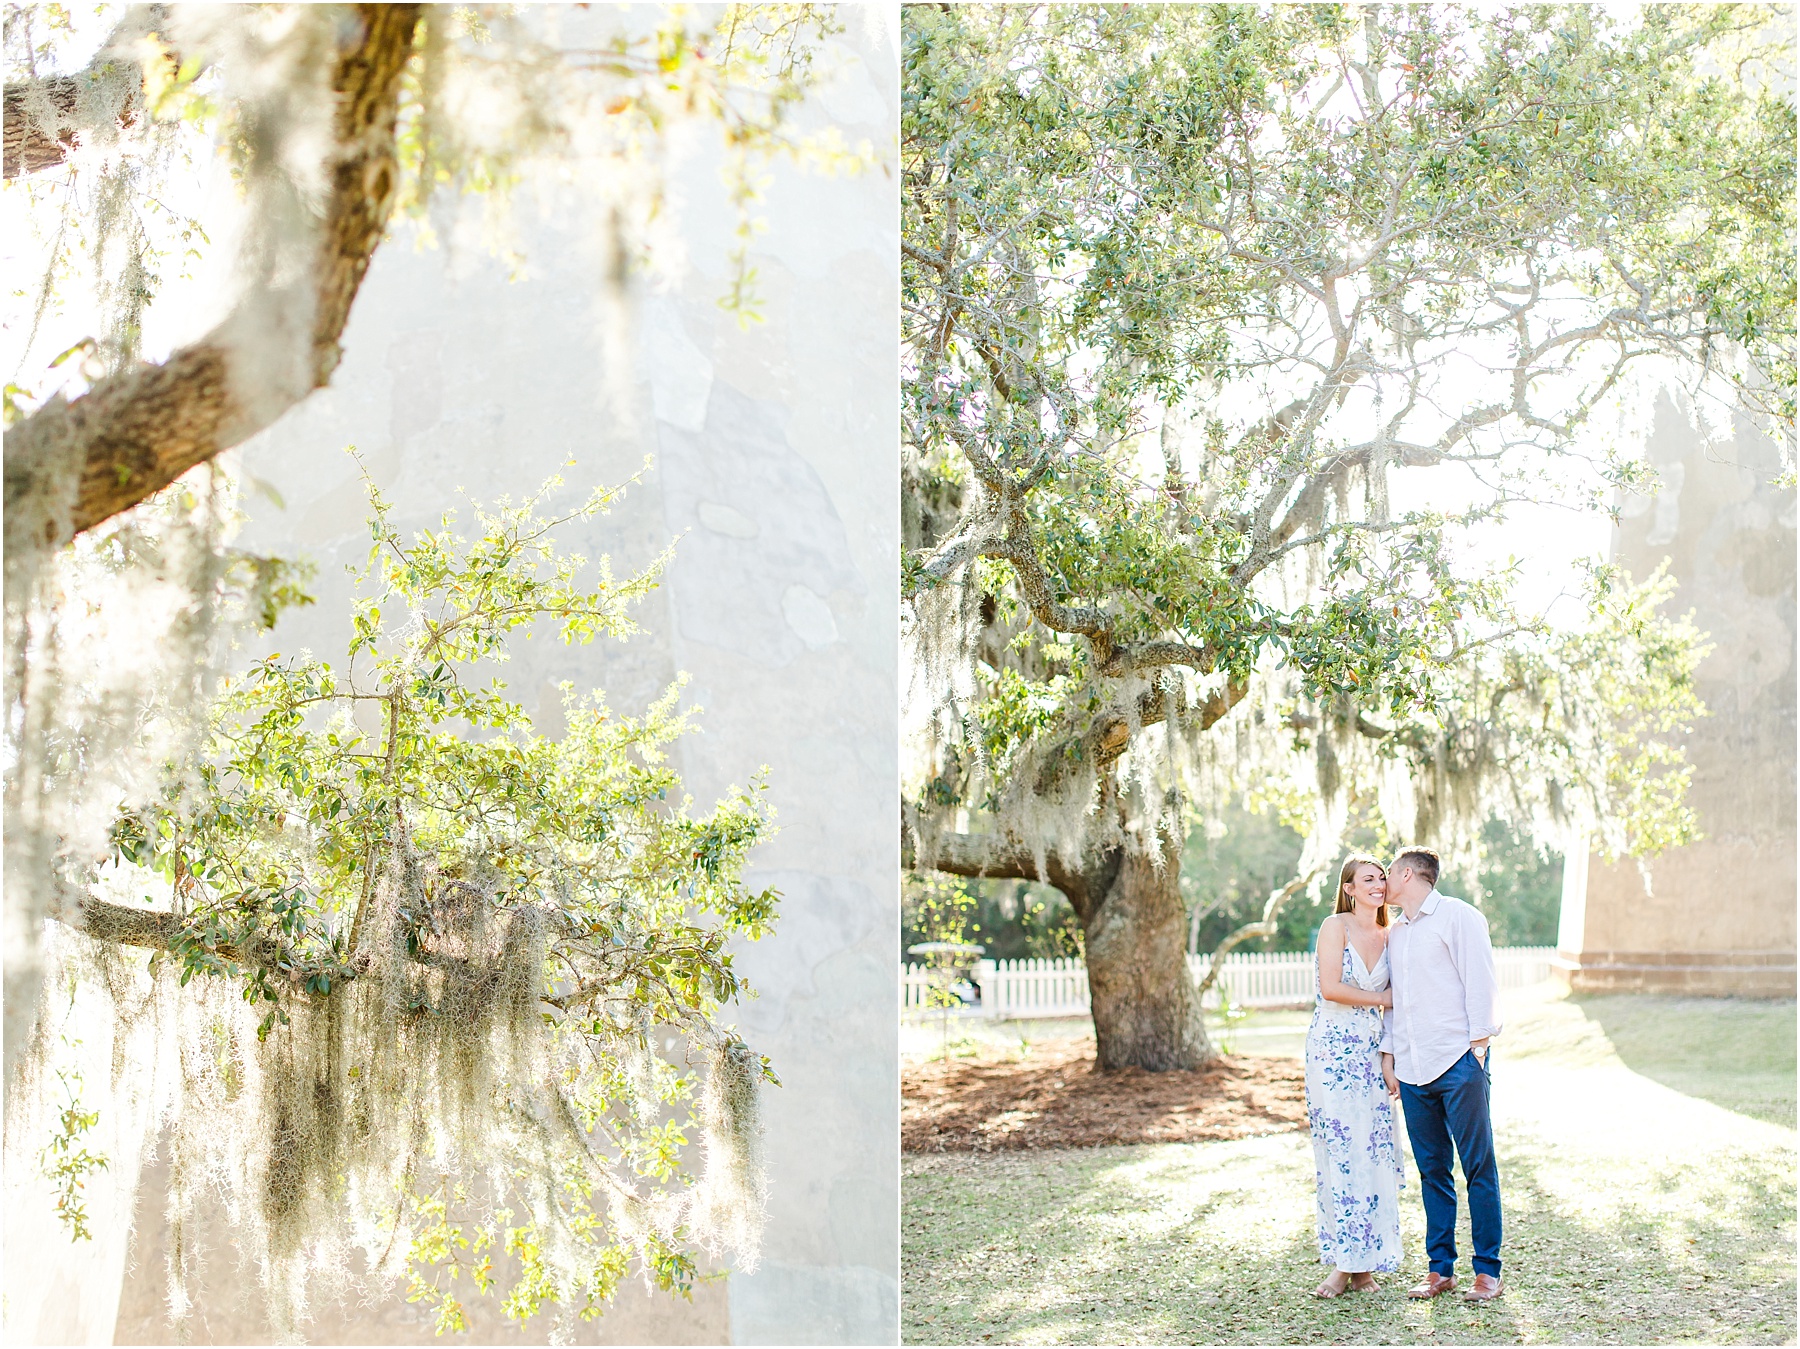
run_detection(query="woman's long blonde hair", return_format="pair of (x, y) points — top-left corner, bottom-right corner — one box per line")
(1335, 853), (1390, 927)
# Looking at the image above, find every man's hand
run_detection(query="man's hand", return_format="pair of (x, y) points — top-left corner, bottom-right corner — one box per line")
(1472, 1037), (1490, 1063)
(1381, 1052), (1400, 1099)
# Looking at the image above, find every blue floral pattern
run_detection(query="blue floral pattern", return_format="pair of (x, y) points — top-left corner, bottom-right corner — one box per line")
(1305, 939), (1405, 1272)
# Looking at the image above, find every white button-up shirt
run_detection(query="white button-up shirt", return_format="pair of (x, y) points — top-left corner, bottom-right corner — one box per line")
(1379, 889), (1503, 1086)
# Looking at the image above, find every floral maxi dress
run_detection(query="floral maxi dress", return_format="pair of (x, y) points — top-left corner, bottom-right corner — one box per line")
(1304, 939), (1405, 1272)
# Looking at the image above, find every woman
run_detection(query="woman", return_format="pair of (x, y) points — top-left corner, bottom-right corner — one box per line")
(1306, 853), (1405, 1297)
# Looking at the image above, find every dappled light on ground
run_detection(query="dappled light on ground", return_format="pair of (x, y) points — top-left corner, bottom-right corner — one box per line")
(902, 987), (1797, 1345)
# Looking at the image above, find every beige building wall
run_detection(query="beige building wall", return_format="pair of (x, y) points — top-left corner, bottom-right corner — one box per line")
(1557, 392), (1796, 997)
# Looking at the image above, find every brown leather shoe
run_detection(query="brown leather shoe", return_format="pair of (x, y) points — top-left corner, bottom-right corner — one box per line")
(1407, 1272), (1457, 1299)
(1463, 1273), (1504, 1302)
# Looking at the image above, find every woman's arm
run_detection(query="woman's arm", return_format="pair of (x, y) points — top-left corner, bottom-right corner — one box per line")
(1317, 917), (1393, 1009)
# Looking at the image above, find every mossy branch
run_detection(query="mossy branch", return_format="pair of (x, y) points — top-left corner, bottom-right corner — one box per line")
(4, 4), (421, 544)
(903, 817), (1122, 923)
(1194, 866), (1323, 1000)
(1, 5), (168, 178)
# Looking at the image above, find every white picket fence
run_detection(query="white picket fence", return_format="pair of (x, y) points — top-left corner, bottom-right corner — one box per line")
(903, 947), (1559, 1020)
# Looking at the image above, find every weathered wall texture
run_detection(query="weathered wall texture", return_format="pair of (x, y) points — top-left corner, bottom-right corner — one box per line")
(84, 14), (898, 1347)
(1557, 392), (1797, 996)
(4, 942), (170, 1347)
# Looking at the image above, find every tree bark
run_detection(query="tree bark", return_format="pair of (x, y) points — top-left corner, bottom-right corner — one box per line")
(1082, 832), (1217, 1071)
(3, 74), (89, 177)
(3, 3), (420, 547)
(907, 820), (1220, 1069)
(1, 4), (167, 179)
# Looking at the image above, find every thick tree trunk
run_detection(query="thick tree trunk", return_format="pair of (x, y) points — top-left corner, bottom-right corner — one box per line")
(1083, 836), (1217, 1071)
(904, 814), (1218, 1069)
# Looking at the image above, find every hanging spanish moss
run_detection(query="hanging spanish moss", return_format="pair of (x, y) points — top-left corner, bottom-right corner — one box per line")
(688, 1038), (768, 1269)
(5, 464), (781, 1340)
(4, 469), (240, 1077)
(904, 387), (1710, 898)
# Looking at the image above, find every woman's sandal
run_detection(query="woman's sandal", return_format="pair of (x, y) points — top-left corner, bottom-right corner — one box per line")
(1313, 1272), (1353, 1299)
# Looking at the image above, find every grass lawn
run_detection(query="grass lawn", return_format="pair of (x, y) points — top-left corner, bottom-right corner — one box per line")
(902, 985), (1797, 1345)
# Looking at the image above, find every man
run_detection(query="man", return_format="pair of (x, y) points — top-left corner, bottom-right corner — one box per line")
(1379, 846), (1505, 1303)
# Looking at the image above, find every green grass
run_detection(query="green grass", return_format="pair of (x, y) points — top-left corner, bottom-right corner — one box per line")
(903, 987), (1797, 1345)
(1573, 995), (1795, 1127)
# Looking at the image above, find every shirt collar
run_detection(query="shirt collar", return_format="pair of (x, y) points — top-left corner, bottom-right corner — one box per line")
(1396, 887), (1442, 926)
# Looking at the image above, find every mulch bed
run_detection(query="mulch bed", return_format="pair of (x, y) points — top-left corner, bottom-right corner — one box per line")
(902, 1037), (1309, 1152)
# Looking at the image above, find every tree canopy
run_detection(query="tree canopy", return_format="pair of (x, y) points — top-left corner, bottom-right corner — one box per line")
(21, 466), (781, 1337)
(899, 3), (1790, 1067)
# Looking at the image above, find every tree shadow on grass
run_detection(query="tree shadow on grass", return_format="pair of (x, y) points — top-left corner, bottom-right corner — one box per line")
(902, 1131), (1796, 1346)
(1571, 995), (1796, 1128)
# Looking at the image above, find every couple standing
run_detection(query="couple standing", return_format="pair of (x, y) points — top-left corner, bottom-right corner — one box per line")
(1304, 847), (1504, 1303)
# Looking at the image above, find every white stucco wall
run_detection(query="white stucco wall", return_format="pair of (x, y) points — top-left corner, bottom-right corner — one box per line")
(4, 11), (899, 1347)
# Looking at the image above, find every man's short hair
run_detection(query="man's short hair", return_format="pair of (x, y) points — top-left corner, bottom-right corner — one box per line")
(1392, 846), (1440, 888)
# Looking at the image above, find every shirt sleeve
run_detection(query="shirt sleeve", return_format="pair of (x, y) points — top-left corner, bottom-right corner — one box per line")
(1451, 902), (1503, 1041)
(1378, 1006), (1394, 1056)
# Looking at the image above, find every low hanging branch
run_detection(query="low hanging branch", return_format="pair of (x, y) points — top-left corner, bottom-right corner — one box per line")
(1194, 865), (1324, 1000)
(4, 3), (420, 549)
(63, 887), (496, 992)
(20, 468), (784, 1338)
(901, 816), (1120, 921)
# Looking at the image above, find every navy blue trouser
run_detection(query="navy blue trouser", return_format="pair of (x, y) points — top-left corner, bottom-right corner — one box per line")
(1399, 1049), (1502, 1278)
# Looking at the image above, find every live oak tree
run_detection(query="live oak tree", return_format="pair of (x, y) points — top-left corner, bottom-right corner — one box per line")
(3, 0), (848, 1061)
(901, 5), (1792, 1070)
(3, 1), (845, 1336)
(29, 469), (781, 1337)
